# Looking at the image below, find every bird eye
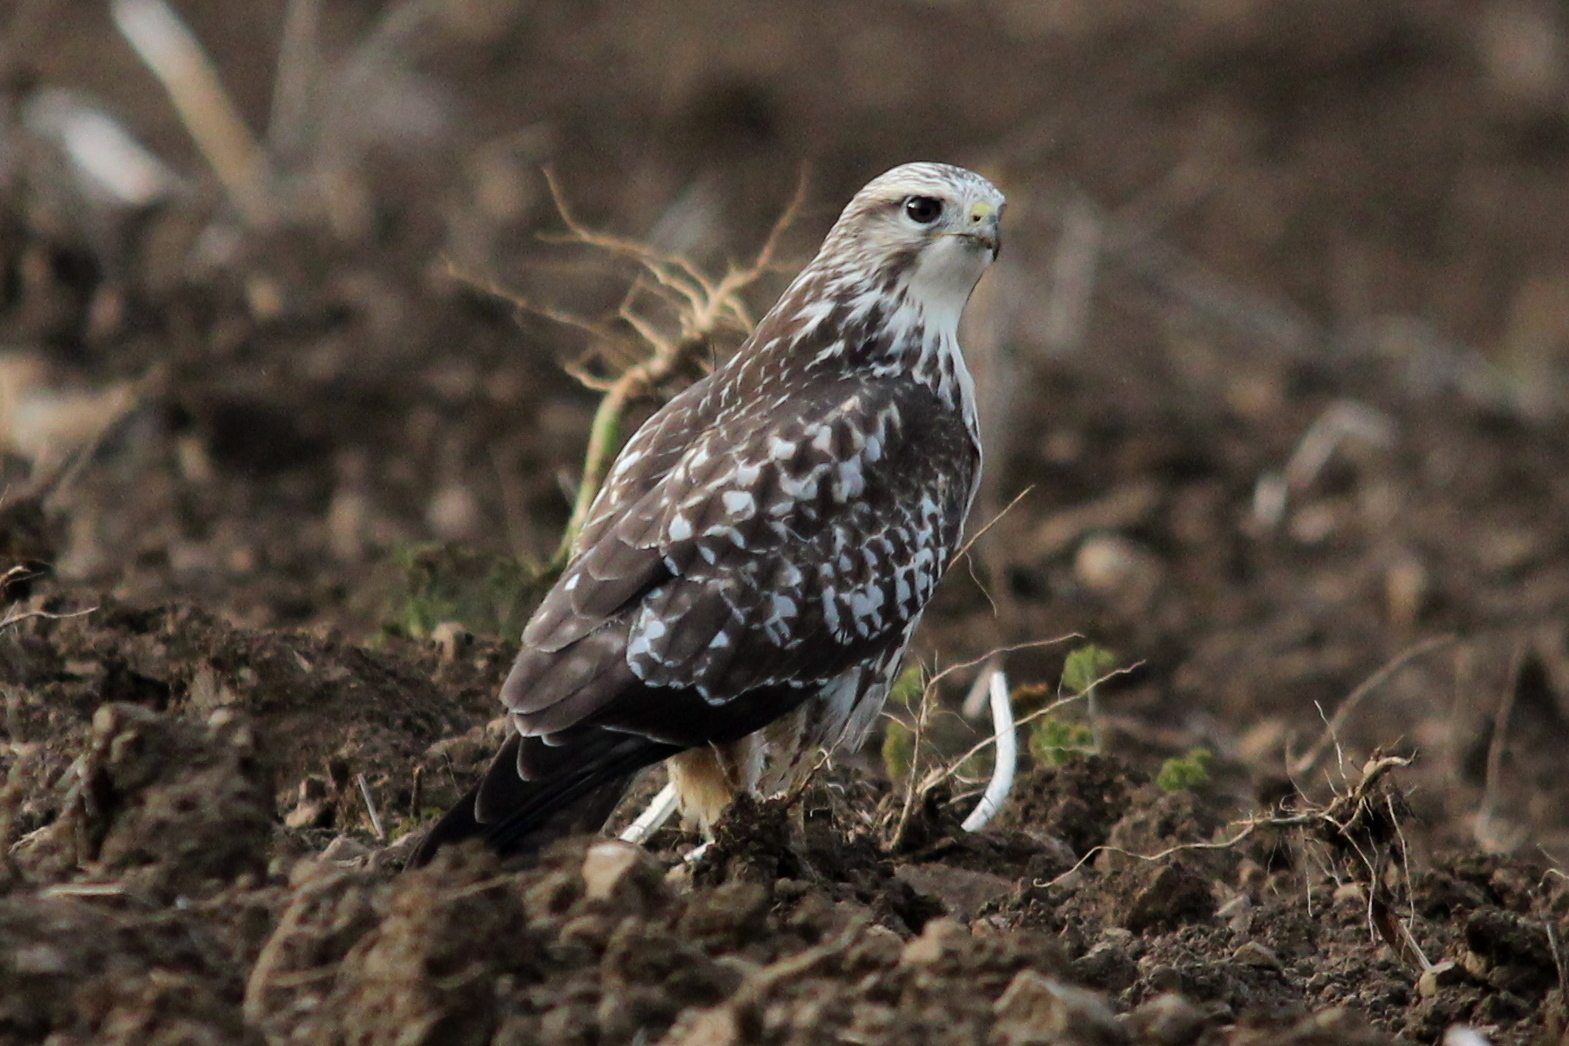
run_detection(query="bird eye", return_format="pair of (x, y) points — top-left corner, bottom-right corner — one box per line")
(903, 196), (943, 224)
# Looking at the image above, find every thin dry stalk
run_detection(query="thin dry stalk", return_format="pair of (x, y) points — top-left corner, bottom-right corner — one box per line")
(1291, 634), (1454, 778)
(1039, 753), (1414, 891)
(112, 0), (274, 227)
(525, 170), (806, 569)
(40, 881), (127, 898)
(267, 0), (323, 160)
(0, 605), (97, 632)
(355, 773), (385, 841)
(1475, 643), (1524, 853)
(886, 667), (941, 850)
(958, 485), (1034, 618)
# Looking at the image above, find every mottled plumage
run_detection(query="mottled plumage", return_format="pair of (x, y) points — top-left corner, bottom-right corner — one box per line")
(412, 162), (1004, 866)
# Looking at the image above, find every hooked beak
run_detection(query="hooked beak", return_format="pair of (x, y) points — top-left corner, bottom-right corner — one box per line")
(955, 201), (1001, 258)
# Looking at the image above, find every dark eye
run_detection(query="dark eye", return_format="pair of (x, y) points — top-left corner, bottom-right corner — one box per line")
(903, 196), (943, 224)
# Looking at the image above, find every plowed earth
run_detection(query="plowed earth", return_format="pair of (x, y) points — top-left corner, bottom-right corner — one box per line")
(3, 1), (1568, 1044)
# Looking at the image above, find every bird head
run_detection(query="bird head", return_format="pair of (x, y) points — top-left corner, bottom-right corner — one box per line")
(815, 162), (1005, 332)
(738, 162), (1006, 389)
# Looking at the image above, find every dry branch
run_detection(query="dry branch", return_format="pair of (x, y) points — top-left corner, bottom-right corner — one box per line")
(529, 170), (806, 570)
(1040, 753), (1415, 891)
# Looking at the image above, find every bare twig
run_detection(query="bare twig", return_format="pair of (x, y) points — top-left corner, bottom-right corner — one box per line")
(535, 170), (807, 569)
(956, 485), (1034, 618)
(887, 664), (941, 849)
(956, 486), (1035, 567)
(0, 605), (97, 632)
(1039, 754), (1414, 890)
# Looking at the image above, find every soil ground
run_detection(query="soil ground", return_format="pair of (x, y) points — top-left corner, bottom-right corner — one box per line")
(2, 1), (1569, 1044)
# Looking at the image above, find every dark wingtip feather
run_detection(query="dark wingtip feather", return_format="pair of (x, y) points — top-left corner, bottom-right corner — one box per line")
(406, 731), (674, 871)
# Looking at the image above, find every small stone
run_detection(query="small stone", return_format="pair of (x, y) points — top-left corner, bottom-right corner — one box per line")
(992, 970), (1127, 1045)
(430, 621), (474, 662)
(1123, 992), (1207, 1046)
(318, 835), (371, 863)
(900, 917), (967, 965)
(1333, 882), (1366, 907)
(1232, 941), (1283, 971)
(1126, 860), (1216, 933)
(1074, 533), (1162, 613)
(581, 840), (645, 900)
(1417, 960), (1466, 997)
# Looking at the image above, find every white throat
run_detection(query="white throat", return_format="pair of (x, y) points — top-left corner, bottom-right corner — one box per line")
(902, 235), (990, 341)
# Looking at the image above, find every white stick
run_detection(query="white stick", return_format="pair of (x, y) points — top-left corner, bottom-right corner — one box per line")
(355, 773), (385, 841)
(619, 782), (678, 845)
(960, 655), (1000, 719)
(962, 669), (1017, 832)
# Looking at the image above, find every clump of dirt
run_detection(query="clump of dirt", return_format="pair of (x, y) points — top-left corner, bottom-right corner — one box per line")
(0, 891), (255, 1045)
(995, 754), (1143, 856)
(8, 701), (272, 899)
(0, 598), (515, 853)
(0, 654), (1566, 1045)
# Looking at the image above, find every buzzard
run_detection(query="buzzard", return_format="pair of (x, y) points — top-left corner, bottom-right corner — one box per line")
(412, 162), (1004, 865)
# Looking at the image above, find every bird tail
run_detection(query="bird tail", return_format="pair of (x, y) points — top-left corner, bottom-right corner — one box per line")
(407, 731), (672, 868)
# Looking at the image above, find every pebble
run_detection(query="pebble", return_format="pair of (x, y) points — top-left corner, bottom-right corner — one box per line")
(992, 970), (1127, 1045)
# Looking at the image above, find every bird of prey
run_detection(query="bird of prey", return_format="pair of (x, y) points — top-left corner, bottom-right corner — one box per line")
(411, 162), (1004, 866)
